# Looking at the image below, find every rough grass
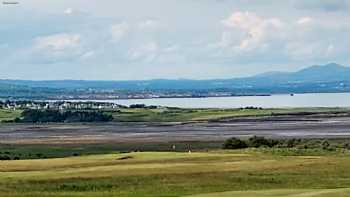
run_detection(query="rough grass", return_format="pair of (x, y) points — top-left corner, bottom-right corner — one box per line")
(1, 107), (349, 123)
(1, 150), (350, 196)
(0, 142), (223, 159)
(188, 188), (350, 197)
(0, 109), (21, 122)
(111, 107), (350, 122)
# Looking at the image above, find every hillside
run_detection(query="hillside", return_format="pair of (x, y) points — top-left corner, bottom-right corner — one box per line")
(1, 63), (350, 98)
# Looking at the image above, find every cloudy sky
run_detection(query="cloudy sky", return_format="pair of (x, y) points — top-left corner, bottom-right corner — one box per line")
(0, 0), (349, 80)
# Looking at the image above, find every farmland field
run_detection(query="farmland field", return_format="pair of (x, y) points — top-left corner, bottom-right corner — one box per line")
(1, 150), (350, 197)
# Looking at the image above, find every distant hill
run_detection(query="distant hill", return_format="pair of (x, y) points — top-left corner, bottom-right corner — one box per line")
(1, 63), (350, 97)
(249, 63), (350, 83)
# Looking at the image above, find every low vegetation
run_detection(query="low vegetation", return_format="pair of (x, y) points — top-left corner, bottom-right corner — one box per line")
(222, 138), (248, 149)
(1, 138), (347, 161)
(1, 150), (350, 196)
(1, 106), (350, 123)
(111, 107), (350, 122)
(0, 142), (222, 160)
(0, 109), (22, 122)
(1, 137), (350, 196)
(17, 109), (113, 123)
(223, 136), (344, 151)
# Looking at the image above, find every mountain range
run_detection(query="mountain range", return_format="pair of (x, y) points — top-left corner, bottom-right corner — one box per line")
(1, 63), (350, 98)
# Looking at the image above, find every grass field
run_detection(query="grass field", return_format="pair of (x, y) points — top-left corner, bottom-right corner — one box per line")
(111, 107), (350, 122)
(0, 109), (21, 122)
(0, 142), (223, 160)
(2, 107), (350, 196)
(1, 149), (350, 197)
(2, 107), (350, 123)
(189, 188), (350, 197)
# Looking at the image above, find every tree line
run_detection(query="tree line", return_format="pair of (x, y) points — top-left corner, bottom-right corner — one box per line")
(223, 136), (336, 150)
(17, 109), (113, 123)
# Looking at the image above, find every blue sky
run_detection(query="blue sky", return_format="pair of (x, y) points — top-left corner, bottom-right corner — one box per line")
(1, 0), (349, 80)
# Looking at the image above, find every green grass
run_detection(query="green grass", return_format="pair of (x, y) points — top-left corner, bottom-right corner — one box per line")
(1, 149), (350, 196)
(0, 109), (21, 122)
(2, 107), (350, 123)
(0, 142), (222, 160)
(111, 107), (350, 122)
(188, 188), (350, 197)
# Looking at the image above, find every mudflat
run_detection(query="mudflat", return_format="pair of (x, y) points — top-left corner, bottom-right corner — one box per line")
(1, 115), (350, 144)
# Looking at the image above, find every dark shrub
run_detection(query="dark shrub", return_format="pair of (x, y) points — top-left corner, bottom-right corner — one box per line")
(36, 153), (43, 158)
(223, 137), (248, 149)
(286, 138), (298, 148)
(20, 109), (113, 123)
(129, 104), (146, 108)
(147, 105), (158, 109)
(322, 140), (330, 150)
(344, 143), (350, 150)
(248, 136), (277, 148)
(0, 155), (11, 160)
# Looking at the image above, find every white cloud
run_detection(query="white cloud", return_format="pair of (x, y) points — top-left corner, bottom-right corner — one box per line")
(297, 17), (313, 25)
(111, 22), (130, 43)
(34, 33), (81, 51)
(3, 1), (350, 80)
(221, 11), (285, 52)
(64, 8), (73, 15)
(21, 33), (93, 64)
(222, 11), (262, 30)
(210, 11), (350, 64)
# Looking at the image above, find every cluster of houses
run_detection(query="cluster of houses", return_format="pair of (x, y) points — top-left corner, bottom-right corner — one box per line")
(0, 100), (123, 111)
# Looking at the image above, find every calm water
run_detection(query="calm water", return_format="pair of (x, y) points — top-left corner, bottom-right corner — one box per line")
(91, 93), (350, 108)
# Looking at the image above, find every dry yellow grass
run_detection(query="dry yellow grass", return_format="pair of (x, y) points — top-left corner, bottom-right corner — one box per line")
(0, 151), (349, 196)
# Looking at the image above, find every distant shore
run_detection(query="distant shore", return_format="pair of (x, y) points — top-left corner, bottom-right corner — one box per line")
(55, 92), (350, 109)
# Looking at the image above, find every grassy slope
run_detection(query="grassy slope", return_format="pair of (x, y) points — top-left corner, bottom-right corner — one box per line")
(111, 107), (350, 122)
(1, 150), (350, 197)
(0, 109), (21, 122)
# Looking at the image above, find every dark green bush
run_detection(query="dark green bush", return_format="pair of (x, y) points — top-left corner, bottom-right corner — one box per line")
(322, 140), (330, 150)
(0, 155), (11, 160)
(223, 137), (248, 149)
(19, 109), (113, 123)
(248, 136), (278, 148)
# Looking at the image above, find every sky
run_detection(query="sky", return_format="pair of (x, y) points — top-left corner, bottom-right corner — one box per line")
(0, 0), (349, 80)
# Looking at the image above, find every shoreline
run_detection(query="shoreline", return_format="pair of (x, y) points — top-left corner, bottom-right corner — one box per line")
(2, 114), (350, 145)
